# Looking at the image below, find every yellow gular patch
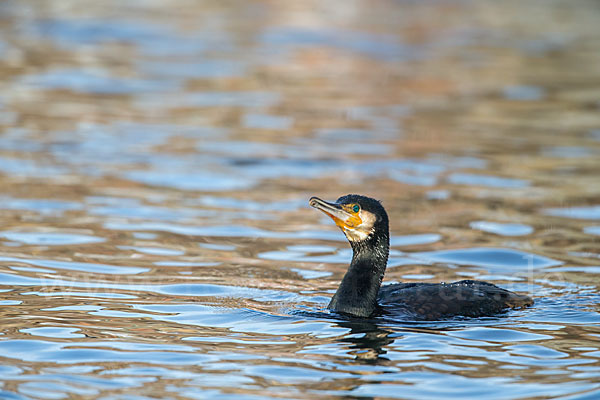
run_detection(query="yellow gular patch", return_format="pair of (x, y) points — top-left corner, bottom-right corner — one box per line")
(330, 213), (361, 231)
(324, 204), (361, 230)
(339, 205), (361, 226)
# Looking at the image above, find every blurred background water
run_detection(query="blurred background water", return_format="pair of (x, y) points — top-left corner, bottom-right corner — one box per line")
(1, 0), (600, 399)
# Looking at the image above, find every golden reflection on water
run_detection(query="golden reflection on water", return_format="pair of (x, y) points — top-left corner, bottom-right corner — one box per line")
(1, 0), (600, 398)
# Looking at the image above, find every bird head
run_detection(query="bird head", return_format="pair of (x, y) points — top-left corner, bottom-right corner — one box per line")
(309, 194), (388, 243)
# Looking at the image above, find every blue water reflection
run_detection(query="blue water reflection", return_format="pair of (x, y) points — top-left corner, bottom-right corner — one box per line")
(543, 206), (600, 220)
(260, 27), (416, 61)
(0, 231), (104, 245)
(0, 0), (599, 399)
(412, 248), (561, 271)
(447, 173), (529, 188)
(20, 69), (176, 94)
(502, 85), (545, 101)
(470, 221), (533, 236)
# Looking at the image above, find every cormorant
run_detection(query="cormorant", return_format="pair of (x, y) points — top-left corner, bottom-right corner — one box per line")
(309, 194), (533, 320)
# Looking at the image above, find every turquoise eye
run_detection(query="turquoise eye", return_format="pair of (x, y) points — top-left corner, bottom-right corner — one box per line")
(352, 205), (360, 213)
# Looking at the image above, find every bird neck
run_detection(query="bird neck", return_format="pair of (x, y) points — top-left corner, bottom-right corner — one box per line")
(328, 233), (389, 317)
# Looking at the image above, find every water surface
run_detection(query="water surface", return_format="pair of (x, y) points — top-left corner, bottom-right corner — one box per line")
(1, 0), (600, 399)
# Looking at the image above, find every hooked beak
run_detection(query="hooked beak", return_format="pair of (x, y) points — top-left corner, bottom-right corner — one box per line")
(309, 196), (355, 230)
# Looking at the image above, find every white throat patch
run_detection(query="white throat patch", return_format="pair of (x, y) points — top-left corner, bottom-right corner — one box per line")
(343, 209), (376, 242)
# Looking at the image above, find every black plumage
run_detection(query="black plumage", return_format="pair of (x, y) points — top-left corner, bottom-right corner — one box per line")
(310, 194), (533, 320)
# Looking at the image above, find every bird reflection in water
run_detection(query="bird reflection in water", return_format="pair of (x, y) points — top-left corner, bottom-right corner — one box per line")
(335, 318), (394, 362)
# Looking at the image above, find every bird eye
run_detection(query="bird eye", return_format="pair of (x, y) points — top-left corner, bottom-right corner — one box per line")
(352, 204), (360, 213)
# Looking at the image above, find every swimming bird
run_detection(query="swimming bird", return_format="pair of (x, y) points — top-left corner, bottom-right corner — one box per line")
(309, 194), (533, 320)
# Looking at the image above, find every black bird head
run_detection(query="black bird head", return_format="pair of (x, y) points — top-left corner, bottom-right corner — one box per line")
(309, 194), (389, 245)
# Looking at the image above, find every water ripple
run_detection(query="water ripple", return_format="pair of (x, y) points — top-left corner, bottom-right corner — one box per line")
(0, 1), (599, 399)
(0, 257), (148, 275)
(469, 221), (534, 236)
(412, 248), (562, 272)
(0, 231), (105, 245)
(544, 206), (600, 220)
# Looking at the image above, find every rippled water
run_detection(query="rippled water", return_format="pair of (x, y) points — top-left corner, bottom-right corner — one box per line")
(1, 0), (600, 399)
